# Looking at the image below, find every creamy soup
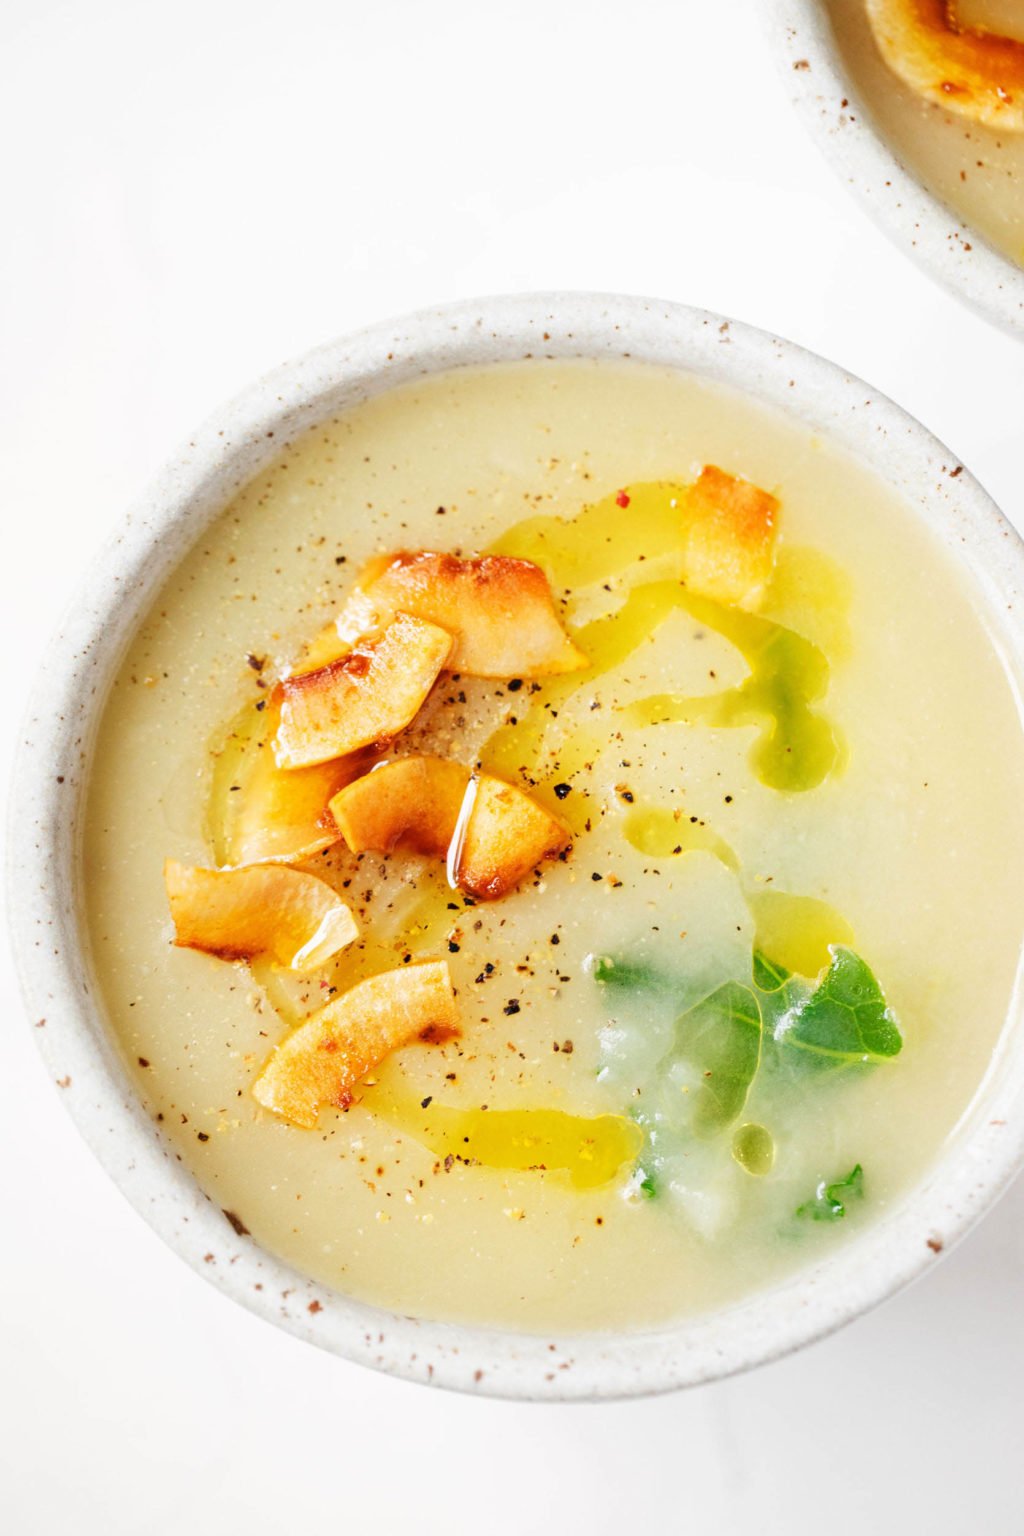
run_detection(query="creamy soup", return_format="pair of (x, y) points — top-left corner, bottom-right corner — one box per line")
(824, 1), (1024, 267)
(83, 359), (1024, 1334)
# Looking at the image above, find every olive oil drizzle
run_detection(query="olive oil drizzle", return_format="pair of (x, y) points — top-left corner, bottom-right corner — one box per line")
(483, 481), (846, 798)
(363, 1077), (644, 1190)
(206, 699), (263, 865)
(622, 592), (842, 794)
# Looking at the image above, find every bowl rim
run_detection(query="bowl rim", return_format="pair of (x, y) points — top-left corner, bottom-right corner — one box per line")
(767, 0), (1024, 336)
(8, 290), (1024, 1401)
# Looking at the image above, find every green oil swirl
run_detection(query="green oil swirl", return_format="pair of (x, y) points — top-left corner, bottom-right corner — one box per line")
(484, 482), (845, 796)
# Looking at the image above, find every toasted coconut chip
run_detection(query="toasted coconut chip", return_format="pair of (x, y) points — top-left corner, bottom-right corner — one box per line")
(457, 775), (571, 899)
(304, 551), (586, 678)
(209, 689), (373, 867)
(252, 961), (459, 1128)
(682, 466), (779, 610)
(329, 755), (470, 858)
(866, 0), (1024, 129)
(165, 859), (359, 971)
(328, 755), (572, 899)
(275, 613), (453, 769)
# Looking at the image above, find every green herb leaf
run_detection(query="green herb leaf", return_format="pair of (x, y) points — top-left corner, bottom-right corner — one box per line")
(639, 1172), (658, 1199)
(796, 1163), (864, 1222)
(780, 947), (902, 1063)
(753, 945), (902, 1085)
(675, 981), (762, 1138)
(752, 949), (791, 994)
(591, 954), (671, 992)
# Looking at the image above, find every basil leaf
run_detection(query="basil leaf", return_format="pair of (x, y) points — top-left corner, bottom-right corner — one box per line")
(752, 949), (791, 994)
(750, 953), (829, 1080)
(753, 946), (902, 1085)
(675, 981), (762, 1138)
(780, 947), (902, 1063)
(591, 954), (674, 994)
(796, 1163), (864, 1221)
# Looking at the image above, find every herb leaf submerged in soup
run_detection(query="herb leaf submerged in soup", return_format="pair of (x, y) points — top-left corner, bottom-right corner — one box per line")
(796, 1164), (866, 1223)
(675, 982), (764, 1138)
(595, 939), (901, 1217)
(769, 947), (903, 1065)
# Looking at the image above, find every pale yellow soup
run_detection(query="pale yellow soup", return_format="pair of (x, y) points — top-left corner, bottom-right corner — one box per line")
(824, 1), (1024, 267)
(829, 0), (1024, 265)
(84, 359), (1024, 1333)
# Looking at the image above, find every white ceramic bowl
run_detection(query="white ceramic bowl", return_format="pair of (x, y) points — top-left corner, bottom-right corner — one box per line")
(9, 293), (1024, 1400)
(769, 0), (1024, 336)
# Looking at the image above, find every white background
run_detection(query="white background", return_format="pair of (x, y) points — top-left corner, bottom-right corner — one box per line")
(2, 2), (1023, 1531)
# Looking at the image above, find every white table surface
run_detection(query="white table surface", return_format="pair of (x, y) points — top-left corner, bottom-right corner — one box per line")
(2, 2), (1023, 1530)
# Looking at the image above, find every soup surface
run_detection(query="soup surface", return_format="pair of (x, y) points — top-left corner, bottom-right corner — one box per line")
(825, 0), (1024, 268)
(84, 359), (1024, 1333)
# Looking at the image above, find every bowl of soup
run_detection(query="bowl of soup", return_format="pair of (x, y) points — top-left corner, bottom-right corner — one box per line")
(9, 292), (1024, 1398)
(770, 0), (1024, 334)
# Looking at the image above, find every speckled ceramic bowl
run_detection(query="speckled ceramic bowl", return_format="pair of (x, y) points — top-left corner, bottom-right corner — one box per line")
(8, 293), (1024, 1399)
(768, 0), (1024, 336)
